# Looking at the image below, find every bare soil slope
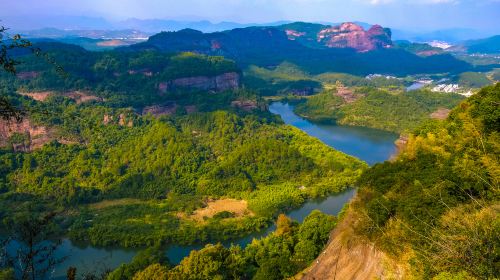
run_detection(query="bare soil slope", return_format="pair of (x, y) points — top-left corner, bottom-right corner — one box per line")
(300, 210), (405, 280)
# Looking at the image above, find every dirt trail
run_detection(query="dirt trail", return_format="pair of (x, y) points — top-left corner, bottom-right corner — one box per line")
(300, 210), (404, 280)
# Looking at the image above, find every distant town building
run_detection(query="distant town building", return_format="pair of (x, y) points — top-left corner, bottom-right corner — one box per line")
(427, 40), (453, 49)
(431, 84), (474, 97)
(365, 74), (399, 80)
(432, 84), (460, 93)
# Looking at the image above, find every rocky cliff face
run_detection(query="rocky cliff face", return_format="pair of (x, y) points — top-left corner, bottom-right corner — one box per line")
(317, 23), (392, 52)
(0, 118), (52, 152)
(158, 72), (240, 93)
(300, 209), (405, 280)
(283, 22), (392, 52)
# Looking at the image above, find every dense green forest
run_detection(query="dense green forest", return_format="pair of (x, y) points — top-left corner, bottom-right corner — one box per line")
(243, 62), (405, 97)
(0, 46), (365, 248)
(0, 98), (364, 247)
(294, 87), (464, 133)
(106, 210), (338, 280)
(6, 42), (240, 108)
(135, 26), (471, 76)
(350, 84), (499, 279)
(101, 83), (500, 280)
(1, 36), (498, 280)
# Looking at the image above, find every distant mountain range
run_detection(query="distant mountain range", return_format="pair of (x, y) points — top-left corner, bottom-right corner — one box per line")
(392, 28), (497, 43)
(119, 24), (470, 76)
(460, 35), (500, 54)
(4, 15), (497, 73)
(3, 15), (288, 34)
(3, 15), (497, 43)
(17, 28), (151, 40)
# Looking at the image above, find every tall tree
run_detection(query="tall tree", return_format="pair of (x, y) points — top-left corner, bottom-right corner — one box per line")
(0, 24), (64, 120)
(1, 212), (66, 280)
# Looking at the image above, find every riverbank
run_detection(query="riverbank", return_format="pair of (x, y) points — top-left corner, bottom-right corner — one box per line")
(8, 102), (397, 279)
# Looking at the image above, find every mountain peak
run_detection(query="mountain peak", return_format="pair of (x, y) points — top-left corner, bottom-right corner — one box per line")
(318, 22), (392, 52)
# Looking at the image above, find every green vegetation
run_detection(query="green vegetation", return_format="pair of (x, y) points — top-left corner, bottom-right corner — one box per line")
(0, 268), (14, 280)
(3, 36), (495, 279)
(107, 247), (169, 280)
(0, 105), (363, 247)
(244, 62), (404, 96)
(464, 35), (500, 54)
(125, 210), (336, 280)
(141, 26), (471, 76)
(458, 72), (492, 88)
(492, 69), (500, 82)
(6, 42), (239, 108)
(394, 40), (443, 55)
(295, 87), (464, 133)
(243, 63), (322, 96)
(351, 83), (500, 279)
(0, 42), (366, 251)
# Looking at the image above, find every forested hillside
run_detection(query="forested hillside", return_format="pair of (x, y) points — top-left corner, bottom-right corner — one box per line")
(128, 27), (471, 76)
(0, 46), (366, 249)
(0, 28), (497, 280)
(295, 87), (464, 133)
(119, 84), (499, 280)
(7, 42), (240, 108)
(305, 83), (499, 279)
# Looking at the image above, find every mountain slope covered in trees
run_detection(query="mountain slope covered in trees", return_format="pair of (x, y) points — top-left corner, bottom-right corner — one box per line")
(125, 26), (471, 76)
(303, 83), (500, 279)
(0, 46), (366, 249)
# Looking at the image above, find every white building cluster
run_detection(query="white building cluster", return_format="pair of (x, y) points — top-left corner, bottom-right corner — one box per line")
(432, 84), (459, 93)
(431, 84), (474, 97)
(365, 74), (399, 80)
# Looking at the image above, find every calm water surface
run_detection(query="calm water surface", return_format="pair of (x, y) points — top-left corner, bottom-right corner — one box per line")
(406, 82), (426, 91)
(32, 102), (397, 279)
(269, 102), (398, 165)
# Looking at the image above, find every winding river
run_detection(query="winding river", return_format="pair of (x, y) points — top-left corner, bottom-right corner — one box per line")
(29, 102), (398, 279)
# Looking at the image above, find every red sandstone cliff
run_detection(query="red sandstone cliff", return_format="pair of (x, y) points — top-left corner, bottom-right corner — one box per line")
(0, 118), (52, 152)
(318, 23), (392, 52)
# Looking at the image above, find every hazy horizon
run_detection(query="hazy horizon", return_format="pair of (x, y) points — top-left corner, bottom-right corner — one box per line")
(2, 0), (500, 33)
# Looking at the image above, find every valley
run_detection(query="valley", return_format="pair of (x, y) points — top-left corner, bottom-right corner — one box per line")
(0, 11), (498, 280)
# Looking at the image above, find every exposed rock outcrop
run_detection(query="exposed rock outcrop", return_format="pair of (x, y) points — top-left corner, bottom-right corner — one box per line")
(318, 23), (392, 52)
(285, 30), (306, 40)
(158, 72), (240, 93)
(300, 210), (405, 280)
(335, 82), (363, 103)
(0, 118), (52, 152)
(18, 91), (53, 102)
(103, 113), (134, 127)
(231, 100), (258, 111)
(18, 91), (102, 104)
(142, 102), (178, 117)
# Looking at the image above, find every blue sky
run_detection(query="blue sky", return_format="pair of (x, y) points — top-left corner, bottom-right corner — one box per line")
(2, 0), (500, 31)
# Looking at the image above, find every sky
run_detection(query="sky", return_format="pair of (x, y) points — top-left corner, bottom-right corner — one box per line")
(2, 0), (500, 32)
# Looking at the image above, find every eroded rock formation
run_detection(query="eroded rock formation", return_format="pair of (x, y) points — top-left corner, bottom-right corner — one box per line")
(142, 102), (178, 117)
(0, 118), (52, 152)
(231, 100), (258, 111)
(318, 23), (392, 52)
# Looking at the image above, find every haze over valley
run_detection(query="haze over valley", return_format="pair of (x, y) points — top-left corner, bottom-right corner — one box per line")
(0, 1), (499, 279)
